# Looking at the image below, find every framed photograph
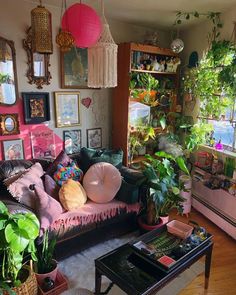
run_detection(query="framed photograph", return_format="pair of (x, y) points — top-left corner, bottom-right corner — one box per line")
(60, 46), (88, 88)
(2, 139), (24, 160)
(0, 114), (20, 135)
(87, 128), (102, 149)
(54, 92), (80, 128)
(63, 129), (82, 154)
(22, 92), (50, 124)
(31, 129), (56, 159)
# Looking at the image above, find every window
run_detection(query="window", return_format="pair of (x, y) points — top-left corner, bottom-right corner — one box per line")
(203, 106), (236, 151)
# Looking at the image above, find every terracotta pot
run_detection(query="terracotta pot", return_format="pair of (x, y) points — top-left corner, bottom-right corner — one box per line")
(137, 215), (163, 232)
(35, 259), (58, 288)
(160, 215), (169, 225)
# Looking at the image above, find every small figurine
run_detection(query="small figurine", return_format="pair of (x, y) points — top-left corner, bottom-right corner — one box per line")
(159, 59), (165, 72)
(172, 57), (181, 72)
(152, 58), (161, 71)
(166, 58), (174, 72)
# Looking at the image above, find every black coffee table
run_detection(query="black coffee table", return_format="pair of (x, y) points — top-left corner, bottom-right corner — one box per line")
(94, 225), (213, 295)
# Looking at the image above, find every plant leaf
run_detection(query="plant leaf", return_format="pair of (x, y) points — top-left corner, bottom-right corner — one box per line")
(160, 117), (166, 130)
(176, 157), (189, 175)
(5, 223), (29, 252)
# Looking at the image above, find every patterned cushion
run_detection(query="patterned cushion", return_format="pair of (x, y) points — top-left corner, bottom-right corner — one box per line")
(46, 150), (72, 177)
(53, 161), (83, 186)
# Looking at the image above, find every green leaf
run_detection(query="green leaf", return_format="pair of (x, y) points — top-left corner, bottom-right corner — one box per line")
(18, 213), (39, 239)
(172, 186), (180, 195)
(0, 202), (8, 214)
(160, 117), (166, 130)
(155, 151), (175, 161)
(5, 223), (29, 252)
(176, 157), (189, 175)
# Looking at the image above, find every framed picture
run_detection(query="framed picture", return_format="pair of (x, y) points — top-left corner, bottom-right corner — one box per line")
(2, 139), (24, 160)
(54, 92), (80, 128)
(60, 46), (88, 88)
(0, 114), (20, 135)
(87, 128), (102, 149)
(63, 129), (82, 154)
(31, 129), (56, 159)
(22, 92), (50, 124)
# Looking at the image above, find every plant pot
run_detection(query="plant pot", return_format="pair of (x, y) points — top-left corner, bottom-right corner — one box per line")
(35, 259), (58, 288)
(3, 266), (38, 295)
(160, 215), (169, 225)
(137, 215), (163, 232)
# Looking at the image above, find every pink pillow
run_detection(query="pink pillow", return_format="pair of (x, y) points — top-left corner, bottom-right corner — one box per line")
(8, 163), (44, 210)
(44, 174), (60, 201)
(83, 162), (122, 203)
(33, 185), (63, 234)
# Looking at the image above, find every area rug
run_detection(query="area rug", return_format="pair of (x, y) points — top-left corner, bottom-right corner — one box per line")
(59, 233), (204, 295)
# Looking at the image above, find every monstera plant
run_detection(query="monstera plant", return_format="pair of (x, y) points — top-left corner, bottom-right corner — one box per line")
(0, 201), (40, 292)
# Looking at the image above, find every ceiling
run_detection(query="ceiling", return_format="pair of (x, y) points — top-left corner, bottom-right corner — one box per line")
(41, 0), (236, 30)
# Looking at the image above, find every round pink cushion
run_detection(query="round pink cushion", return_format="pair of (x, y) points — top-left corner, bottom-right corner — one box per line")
(83, 162), (122, 203)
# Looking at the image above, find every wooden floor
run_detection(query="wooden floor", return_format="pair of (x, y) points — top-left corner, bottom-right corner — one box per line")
(169, 209), (236, 295)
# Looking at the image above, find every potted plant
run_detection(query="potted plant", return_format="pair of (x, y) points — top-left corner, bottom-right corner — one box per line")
(34, 229), (58, 289)
(0, 201), (39, 294)
(138, 151), (189, 231)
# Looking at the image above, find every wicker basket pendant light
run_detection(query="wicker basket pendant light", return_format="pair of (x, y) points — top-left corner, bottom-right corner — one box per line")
(31, 0), (53, 54)
(88, 0), (118, 88)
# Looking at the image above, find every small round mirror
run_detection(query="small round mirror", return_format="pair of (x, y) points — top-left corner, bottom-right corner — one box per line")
(5, 117), (15, 132)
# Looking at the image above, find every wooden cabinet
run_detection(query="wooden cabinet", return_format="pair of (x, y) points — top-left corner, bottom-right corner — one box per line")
(112, 43), (180, 166)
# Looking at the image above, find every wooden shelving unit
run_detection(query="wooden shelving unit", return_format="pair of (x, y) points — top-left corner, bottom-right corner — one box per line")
(112, 42), (180, 166)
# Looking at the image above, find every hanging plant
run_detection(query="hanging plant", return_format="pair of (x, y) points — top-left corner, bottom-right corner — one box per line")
(183, 39), (236, 119)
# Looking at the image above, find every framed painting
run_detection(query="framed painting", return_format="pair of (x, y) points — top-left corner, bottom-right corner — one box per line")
(22, 92), (50, 124)
(60, 46), (88, 88)
(87, 128), (102, 149)
(2, 139), (24, 160)
(31, 129), (56, 159)
(54, 92), (80, 128)
(63, 129), (82, 154)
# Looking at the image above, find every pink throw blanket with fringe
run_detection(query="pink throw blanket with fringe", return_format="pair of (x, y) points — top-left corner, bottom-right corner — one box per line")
(51, 200), (140, 231)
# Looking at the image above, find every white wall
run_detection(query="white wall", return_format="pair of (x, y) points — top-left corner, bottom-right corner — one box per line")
(0, 0), (170, 154)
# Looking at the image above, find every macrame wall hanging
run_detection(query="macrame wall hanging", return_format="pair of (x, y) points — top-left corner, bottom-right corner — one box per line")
(88, 0), (118, 88)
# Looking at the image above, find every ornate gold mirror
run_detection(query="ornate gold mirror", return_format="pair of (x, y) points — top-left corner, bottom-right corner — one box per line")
(23, 27), (52, 89)
(0, 114), (20, 135)
(0, 36), (18, 105)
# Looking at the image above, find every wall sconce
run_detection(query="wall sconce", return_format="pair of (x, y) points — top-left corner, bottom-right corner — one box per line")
(31, 0), (53, 54)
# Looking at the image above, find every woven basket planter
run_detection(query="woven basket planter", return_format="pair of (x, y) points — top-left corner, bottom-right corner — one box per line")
(3, 266), (38, 295)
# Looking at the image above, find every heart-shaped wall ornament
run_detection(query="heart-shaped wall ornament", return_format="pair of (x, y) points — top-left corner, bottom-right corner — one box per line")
(81, 97), (92, 108)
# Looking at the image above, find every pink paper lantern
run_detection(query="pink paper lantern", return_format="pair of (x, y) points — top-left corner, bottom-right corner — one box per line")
(62, 3), (102, 48)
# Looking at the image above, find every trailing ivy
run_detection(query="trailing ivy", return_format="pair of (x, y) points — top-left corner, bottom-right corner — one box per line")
(184, 39), (236, 119)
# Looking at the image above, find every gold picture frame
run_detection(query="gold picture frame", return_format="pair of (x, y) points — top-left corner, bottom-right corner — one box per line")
(0, 114), (20, 135)
(54, 92), (81, 128)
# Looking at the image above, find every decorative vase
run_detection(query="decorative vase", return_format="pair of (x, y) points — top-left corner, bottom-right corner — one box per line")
(35, 259), (58, 288)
